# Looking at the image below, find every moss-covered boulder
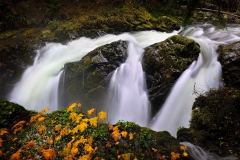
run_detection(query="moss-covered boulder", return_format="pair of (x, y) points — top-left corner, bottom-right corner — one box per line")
(0, 100), (33, 128)
(218, 41), (240, 88)
(142, 35), (200, 115)
(61, 40), (128, 111)
(187, 87), (240, 158)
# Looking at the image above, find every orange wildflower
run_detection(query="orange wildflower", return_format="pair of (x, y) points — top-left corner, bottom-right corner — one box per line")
(0, 138), (2, 147)
(38, 117), (45, 123)
(42, 148), (56, 160)
(87, 108), (95, 115)
(38, 125), (46, 135)
(121, 131), (128, 138)
(98, 111), (107, 120)
(89, 117), (98, 127)
(0, 128), (8, 136)
(40, 107), (50, 114)
(23, 140), (36, 149)
(12, 121), (26, 130)
(10, 149), (24, 160)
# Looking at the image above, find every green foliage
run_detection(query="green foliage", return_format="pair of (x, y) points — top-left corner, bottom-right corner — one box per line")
(0, 101), (32, 128)
(191, 87), (240, 157)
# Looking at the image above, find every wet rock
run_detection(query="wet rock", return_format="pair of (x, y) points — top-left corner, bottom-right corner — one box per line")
(218, 41), (240, 88)
(61, 40), (128, 110)
(142, 35), (200, 115)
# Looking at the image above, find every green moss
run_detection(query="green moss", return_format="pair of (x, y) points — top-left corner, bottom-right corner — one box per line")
(190, 87), (240, 157)
(0, 101), (34, 128)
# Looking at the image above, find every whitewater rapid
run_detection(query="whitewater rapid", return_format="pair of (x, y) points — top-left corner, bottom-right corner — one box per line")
(8, 24), (240, 137)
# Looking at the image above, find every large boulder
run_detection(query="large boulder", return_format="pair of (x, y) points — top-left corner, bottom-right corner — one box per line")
(142, 35), (200, 115)
(183, 87), (240, 158)
(218, 41), (240, 88)
(61, 40), (128, 111)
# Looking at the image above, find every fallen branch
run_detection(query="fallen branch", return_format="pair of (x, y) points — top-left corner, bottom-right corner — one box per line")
(196, 8), (240, 18)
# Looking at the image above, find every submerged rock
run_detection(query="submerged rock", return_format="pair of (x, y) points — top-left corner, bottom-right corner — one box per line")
(142, 35), (200, 115)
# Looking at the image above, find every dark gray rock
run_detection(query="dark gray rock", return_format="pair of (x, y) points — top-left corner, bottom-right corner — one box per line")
(142, 35), (200, 115)
(218, 41), (240, 88)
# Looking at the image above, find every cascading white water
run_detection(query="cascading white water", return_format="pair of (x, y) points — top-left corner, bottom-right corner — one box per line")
(106, 42), (151, 126)
(150, 24), (240, 136)
(180, 142), (239, 160)
(8, 30), (178, 112)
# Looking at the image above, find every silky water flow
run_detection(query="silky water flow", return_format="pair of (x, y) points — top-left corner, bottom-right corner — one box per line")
(8, 25), (240, 159)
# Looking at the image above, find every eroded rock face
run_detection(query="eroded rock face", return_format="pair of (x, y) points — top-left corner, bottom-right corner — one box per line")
(218, 41), (240, 88)
(61, 40), (128, 110)
(142, 35), (200, 115)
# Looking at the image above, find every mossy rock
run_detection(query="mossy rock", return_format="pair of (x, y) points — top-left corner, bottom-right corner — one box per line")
(61, 40), (128, 110)
(218, 41), (240, 88)
(190, 87), (240, 158)
(0, 101), (33, 128)
(142, 35), (200, 115)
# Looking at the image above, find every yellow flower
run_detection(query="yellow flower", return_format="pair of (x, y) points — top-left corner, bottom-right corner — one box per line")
(121, 153), (133, 160)
(38, 125), (46, 135)
(117, 155), (121, 159)
(67, 103), (77, 112)
(54, 124), (62, 132)
(78, 122), (88, 132)
(89, 117), (98, 127)
(38, 117), (45, 123)
(87, 108), (95, 115)
(129, 132), (134, 140)
(71, 147), (78, 157)
(78, 136), (87, 144)
(180, 145), (187, 151)
(71, 126), (79, 134)
(75, 113), (84, 123)
(83, 144), (93, 153)
(69, 112), (77, 122)
(183, 151), (188, 157)
(111, 131), (120, 141)
(78, 154), (91, 160)
(87, 137), (93, 146)
(40, 107), (50, 114)
(151, 148), (157, 152)
(55, 136), (61, 141)
(98, 111), (107, 120)
(108, 124), (113, 130)
(47, 137), (53, 145)
(115, 141), (119, 145)
(77, 103), (82, 108)
(171, 152), (180, 160)
(121, 131), (128, 138)
(60, 126), (69, 136)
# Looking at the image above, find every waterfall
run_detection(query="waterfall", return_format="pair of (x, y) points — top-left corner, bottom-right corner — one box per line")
(150, 24), (240, 136)
(8, 24), (240, 135)
(106, 41), (150, 127)
(8, 30), (178, 112)
(180, 142), (239, 160)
